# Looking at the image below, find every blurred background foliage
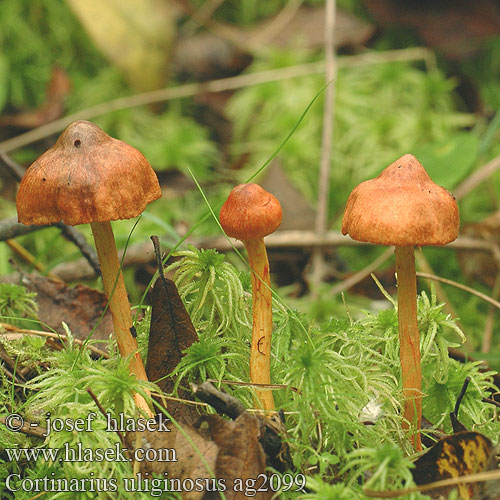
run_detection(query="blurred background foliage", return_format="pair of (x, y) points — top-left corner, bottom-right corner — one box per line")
(0, 0), (499, 364)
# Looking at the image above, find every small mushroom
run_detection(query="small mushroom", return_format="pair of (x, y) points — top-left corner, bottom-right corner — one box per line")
(219, 184), (282, 411)
(16, 120), (161, 416)
(342, 154), (459, 451)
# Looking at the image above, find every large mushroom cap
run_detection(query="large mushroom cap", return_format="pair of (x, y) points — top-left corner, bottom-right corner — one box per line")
(219, 183), (282, 240)
(16, 120), (162, 226)
(342, 154), (459, 246)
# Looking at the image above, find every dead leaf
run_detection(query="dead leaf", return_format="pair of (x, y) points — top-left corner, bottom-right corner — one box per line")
(203, 412), (272, 500)
(412, 431), (497, 500)
(0, 67), (71, 129)
(252, 5), (375, 50)
(146, 237), (199, 421)
(130, 422), (219, 500)
(363, 0), (500, 60)
(173, 6), (374, 80)
(66, 0), (174, 92)
(0, 273), (113, 342)
(127, 412), (271, 499)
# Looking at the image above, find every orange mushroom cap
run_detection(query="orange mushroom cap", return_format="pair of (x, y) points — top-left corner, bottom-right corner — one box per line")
(219, 183), (282, 240)
(16, 120), (161, 226)
(342, 154), (459, 246)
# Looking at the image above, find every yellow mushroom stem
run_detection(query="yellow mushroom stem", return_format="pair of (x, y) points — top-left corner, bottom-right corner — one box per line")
(244, 237), (275, 412)
(395, 245), (422, 451)
(90, 221), (153, 417)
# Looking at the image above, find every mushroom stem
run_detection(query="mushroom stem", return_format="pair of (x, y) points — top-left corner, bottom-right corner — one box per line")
(90, 221), (153, 417)
(244, 237), (275, 411)
(395, 245), (422, 451)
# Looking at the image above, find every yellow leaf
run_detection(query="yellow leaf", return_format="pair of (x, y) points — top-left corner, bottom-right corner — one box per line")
(66, 0), (174, 92)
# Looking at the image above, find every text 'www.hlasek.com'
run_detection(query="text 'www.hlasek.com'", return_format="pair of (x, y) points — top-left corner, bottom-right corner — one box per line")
(2, 412), (306, 497)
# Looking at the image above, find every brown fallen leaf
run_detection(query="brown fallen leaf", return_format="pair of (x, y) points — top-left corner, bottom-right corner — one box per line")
(146, 236), (199, 421)
(0, 67), (71, 129)
(128, 411), (271, 500)
(363, 0), (500, 60)
(203, 412), (272, 500)
(252, 5), (375, 50)
(0, 273), (113, 342)
(131, 421), (219, 500)
(173, 6), (374, 80)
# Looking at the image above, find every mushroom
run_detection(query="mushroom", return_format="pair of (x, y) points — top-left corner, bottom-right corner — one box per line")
(16, 120), (161, 416)
(341, 154), (459, 450)
(219, 183), (282, 411)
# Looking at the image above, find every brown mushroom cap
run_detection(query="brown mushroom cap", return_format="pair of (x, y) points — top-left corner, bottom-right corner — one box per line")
(16, 120), (161, 226)
(219, 183), (282, 240)
(341, 154), (459, 246)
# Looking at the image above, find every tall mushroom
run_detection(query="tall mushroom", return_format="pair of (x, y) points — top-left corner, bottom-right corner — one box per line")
(341, 154), (459, 451)
(16, 120), (161, 416)
(219, 183), (282, 411)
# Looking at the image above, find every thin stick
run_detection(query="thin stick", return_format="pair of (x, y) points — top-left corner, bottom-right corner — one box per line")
(86, 387), (133, 462)
(364, 468), (500, 498)
(181, 0), (225, 36)
(416, 272), (500, 310)
(454, 155), (500, 200)
(1, 152), (25, 179)
(5, 239), (62, 281)
(249, 0), (303, 47)
(414, 251), (464, 335)
(310, 0), (337, 287)
(0, 416), (47, 438)
(481, 272), (500, 352)
(0, 150), (100, 274)
(0, 48), (434, 155)
(47, 231), (496, 282)
(0, 322), (109, 358)
(330, 247), (393, 296)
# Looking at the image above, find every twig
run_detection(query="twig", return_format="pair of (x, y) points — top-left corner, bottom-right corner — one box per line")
(56, 224), (100, 277)
(1, 152), (25, 180)
(199, 231), (496, 252)
(0, 217), (44, 241)
(0, 48), (435, 155)
(416, 272), (500, 310)
(192, 381), (246, 420)
(206, 378), (301, 394)
(330, 247), (393, 296)
(249, 0), (303, 47)
(48, 231), (497, 282)
(0, 323), (109, 358)
(310, 0), (337, 288)
(0, 217), (100, 277)
(364, 468), (500, 498)
(0, 416), (47, 439)
(414, 251), (463, 334)
(0, 149), (100, 275)
(181, 0), (225, 36)
(5, 239), (62, 281)
(482, 272), (500, 352)
(86, 387), (133, 463)
(454, 155), (500, 200)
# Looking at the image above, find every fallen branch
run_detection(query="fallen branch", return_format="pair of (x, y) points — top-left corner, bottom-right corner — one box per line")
(416, 272), (500, 310)
(47, 230), (497, 282)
